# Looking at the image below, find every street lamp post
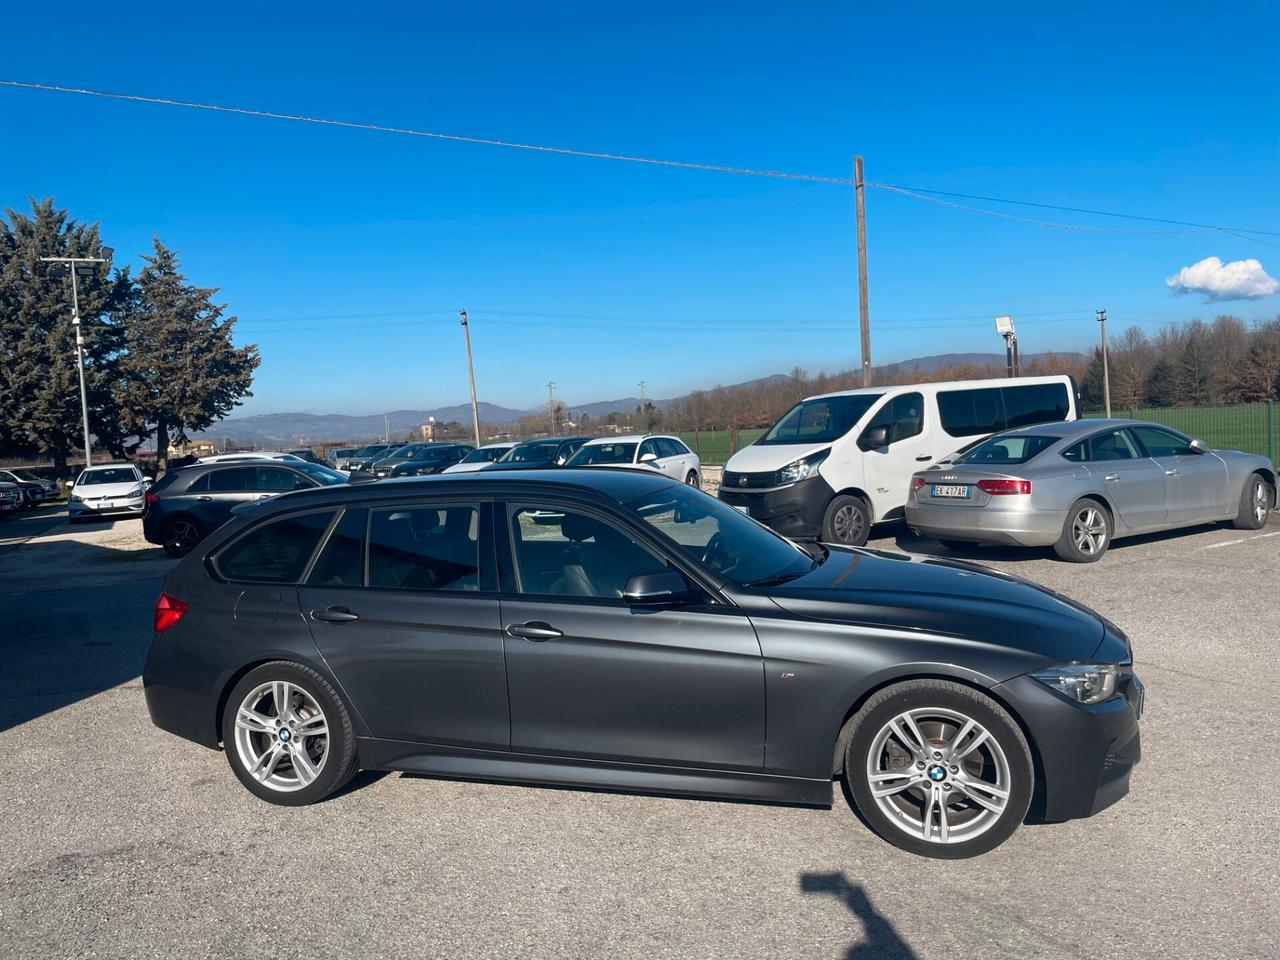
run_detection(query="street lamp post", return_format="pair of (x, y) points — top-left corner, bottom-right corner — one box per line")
(39, 252), (112, 468)
(995, 315), (1018, 378)
(1097, 309), (1111, 418)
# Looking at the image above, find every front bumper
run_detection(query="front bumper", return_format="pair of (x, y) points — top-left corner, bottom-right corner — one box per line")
(68, 497), (146, 519)
(905, 499), (1063, 547)
(994, 671), (1143, 822)
(717, 474), (833, 540)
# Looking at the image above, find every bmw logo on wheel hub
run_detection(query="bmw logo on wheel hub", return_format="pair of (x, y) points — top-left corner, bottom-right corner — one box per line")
(927, 764), (946, 782)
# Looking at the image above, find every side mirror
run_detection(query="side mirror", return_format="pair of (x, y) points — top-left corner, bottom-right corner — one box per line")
(623, 569), (693, 605)
(143, 476), (154, 483)
(860, 425), (890, 450)
(1189, 439), (1209, 454)
(639, 452), (659, 464)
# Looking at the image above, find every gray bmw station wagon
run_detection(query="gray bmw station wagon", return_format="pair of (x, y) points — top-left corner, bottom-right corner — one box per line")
(144, 469), (1143, 859)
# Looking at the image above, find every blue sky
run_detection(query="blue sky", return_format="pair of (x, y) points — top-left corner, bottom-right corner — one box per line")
(3, 2), (1277, 417)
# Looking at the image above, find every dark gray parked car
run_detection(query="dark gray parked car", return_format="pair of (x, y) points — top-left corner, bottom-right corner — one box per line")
(143, 469), (1142, 858)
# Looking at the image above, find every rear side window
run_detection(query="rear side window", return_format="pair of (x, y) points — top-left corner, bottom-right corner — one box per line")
(307, 509), (367, 587)
(258, 467), (312, 491)
(217, 511), (336, 583)
(1003, 383), (1070, 429)
(368, 505), (481, 591)
(206, 467), (256, 493)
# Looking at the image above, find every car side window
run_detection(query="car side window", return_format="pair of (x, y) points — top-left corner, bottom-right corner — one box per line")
(258, 467), (312, 492)
(307, 508), (367, 587)
(186, 473), (211, 493)
(638, 439), (659, 461)
(865, 393), (925, 444)
(217, 511), (336, 583)
(508, 505), (667, 600)
(1061, 441), (1086, 462)
(368, 505), (481, 591)
(1087, 429), (1139, 462)
(657, 438), (684, 458)
(206, 467), (256, 493)
(1130, 425), (1194, 458)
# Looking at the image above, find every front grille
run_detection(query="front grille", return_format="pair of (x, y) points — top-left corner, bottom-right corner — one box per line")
(722, 470), (781, 489)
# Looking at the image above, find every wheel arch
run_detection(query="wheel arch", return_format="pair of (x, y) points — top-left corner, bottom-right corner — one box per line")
(212, 653), (366, 745)
(829, 671), (1050, 821)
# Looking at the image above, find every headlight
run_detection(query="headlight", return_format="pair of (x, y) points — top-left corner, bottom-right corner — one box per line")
(1031, 663), (1119, 704)
(127, 483), (146, 498)
(778, 448), (831, 485)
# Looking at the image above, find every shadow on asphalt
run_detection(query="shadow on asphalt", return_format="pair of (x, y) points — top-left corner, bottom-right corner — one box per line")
(799, 872), (918, 959)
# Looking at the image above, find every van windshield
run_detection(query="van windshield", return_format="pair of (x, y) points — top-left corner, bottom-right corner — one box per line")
(758, 394), (882, 446)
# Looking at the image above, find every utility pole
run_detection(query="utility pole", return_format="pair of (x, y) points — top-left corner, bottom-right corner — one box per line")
(1097, 309), (1112, 417)
(547, 382), (556, 434)
(384, 411), (389, 443)
(854, 155), (872, 387)
(459, 309), (481, 447)
(638, 380), (647, 432)
(39, 252), (111, 468)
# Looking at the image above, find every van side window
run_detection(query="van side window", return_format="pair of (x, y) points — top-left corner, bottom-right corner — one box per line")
(862, 393), (924, 445)
(1003, 383), (1070, 429)
(937, 388), (1004, 437)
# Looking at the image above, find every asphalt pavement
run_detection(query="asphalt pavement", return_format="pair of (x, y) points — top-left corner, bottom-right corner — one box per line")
(0, 507), (1277, 960)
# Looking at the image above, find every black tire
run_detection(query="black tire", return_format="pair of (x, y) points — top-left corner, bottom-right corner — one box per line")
(1053, 498), (1112, 563)
(823, 494), (871, 547)
(222, 661), (358, 806)
(162, 517), (203, 558)
(685, 470), (700, 488)
(843, 679), (1034, 859)
(938, 539), (978, 551)
(1231, 472), (1273, 530)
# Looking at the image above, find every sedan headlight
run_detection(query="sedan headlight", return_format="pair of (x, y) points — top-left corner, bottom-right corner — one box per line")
(127, 483), (147, 499)
(778, 448), (831, 485)
(1031, 663), (1119, 704)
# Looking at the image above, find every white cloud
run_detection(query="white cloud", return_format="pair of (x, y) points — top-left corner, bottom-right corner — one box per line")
(1166, 256), (1279, 302)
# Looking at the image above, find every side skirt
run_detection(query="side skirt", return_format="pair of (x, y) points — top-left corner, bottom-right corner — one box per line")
(357, 738), (833, 807)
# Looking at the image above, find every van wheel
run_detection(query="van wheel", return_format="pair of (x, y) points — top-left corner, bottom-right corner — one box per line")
(823, 495), (871, 547)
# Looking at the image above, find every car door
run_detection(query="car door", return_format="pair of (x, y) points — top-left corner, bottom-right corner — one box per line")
(858, 392), (932, 518)
(1129, 425), (1230, 524)
(636, 438), (663, 475)
(497, 501), (765, 770)
(197, 466), (262, 528)
(298, 500), (510, 749)
(1074, 428), (1168, 532)
(654, 438), (687, 480)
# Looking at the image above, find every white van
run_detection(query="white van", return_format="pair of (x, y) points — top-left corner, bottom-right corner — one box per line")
(717, 376), (1079, 545)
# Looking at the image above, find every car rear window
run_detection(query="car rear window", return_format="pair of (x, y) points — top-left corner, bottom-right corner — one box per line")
(955, 435), (1060, 465)
(216, 511), (336, 583)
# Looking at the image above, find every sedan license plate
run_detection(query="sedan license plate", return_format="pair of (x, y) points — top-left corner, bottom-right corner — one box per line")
(101, 500), (114, 509)
(931, 484), (970, 498)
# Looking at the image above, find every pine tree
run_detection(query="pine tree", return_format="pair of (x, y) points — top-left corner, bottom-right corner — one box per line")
(0, 198), (129, 473)
(116, 239), (260, 469)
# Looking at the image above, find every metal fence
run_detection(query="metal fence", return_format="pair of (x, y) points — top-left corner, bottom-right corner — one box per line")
(680, 400), (1279, 465)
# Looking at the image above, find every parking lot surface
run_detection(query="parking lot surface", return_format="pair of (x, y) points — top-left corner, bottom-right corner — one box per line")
(1, 506), (1277, 959)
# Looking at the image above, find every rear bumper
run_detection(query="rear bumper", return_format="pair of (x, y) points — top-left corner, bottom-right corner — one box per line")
(993, 672), (1142, 822)
(143, 630), (223, 749)
(905, 500), (1062, 546)
(717, 475), (833, 540)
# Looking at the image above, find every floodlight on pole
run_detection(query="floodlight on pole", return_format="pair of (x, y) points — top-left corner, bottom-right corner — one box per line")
(994, 315), (1020, 378)
(39, 253), (111, 468)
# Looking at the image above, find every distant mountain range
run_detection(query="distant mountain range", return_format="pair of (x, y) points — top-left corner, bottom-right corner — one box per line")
(193, 355), (1079, 446)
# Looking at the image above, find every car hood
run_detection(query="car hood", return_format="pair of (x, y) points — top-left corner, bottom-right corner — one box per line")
(724, 441), (829, 472)
(73, 480), (143, 497)
(765, 546), (1106, 662)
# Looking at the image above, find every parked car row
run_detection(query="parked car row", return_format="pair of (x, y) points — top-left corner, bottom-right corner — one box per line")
(0, 468), (60, 508)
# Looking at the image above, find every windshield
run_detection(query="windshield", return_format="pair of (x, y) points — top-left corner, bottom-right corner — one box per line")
(11, 470), (41, 482)
(293, 462), (348, 486)
(355, 445), (388, 457)
(626, 484), (814, 586)
(502, 442), (560, 463)
(381, 445), (417, 459)
(78, 468), (138, 486)
(411, 446), (454, 461)
(461, 446), (511, 464)
(567, 442), (637, 465)
(758, 394), (882, 446)
(955, 434), (1060, 465)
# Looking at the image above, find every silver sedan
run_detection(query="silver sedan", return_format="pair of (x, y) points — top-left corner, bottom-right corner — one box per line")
(905, 419), (1276, 562)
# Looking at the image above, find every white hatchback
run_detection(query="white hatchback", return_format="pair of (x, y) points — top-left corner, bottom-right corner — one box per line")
(566, 435), (701, 487)
(442, 441), (518, 474)
(68, 464), (153, 521)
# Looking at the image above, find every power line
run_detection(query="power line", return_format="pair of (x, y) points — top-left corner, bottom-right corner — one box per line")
(2, 79), (1275, 241)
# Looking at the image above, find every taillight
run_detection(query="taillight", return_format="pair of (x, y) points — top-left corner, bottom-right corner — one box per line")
(154, 592), (189, 632)
(145, 492), (160, 505)
(977, 479), (1032, 495)
(910, 476), (926, 493)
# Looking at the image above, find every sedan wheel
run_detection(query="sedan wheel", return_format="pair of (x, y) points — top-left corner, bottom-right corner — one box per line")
(222, 661), (357, 805)
(845, 679), (1033, 858)
(1054, 499), (1112, 563)
(1231, 473), (1273, 530)
(685, 470), (700, 488)
(162, 519), (202, 558)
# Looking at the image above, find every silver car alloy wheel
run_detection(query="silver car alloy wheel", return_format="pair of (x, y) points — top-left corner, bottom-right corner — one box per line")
(1254, 480), (1269, 524)
(865, 707), (1012, 845)
(233, 681), (330, 793)
(1072, 505), (1108, 556)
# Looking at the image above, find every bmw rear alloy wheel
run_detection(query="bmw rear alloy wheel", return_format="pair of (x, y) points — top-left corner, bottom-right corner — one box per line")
(845, 679), (1033, 858)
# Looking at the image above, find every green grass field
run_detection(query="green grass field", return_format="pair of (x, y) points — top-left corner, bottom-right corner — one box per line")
(681, 402), (1278, 464)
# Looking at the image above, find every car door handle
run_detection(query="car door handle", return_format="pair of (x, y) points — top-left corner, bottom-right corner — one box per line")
(1164, 469), (1179, 477)
(505, 621), (563, 641)
(1104, 474), (1120, 482)
(914, 454), (933, 461)
(311, 606), (359, 623)
(195, 496), (213, 502)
